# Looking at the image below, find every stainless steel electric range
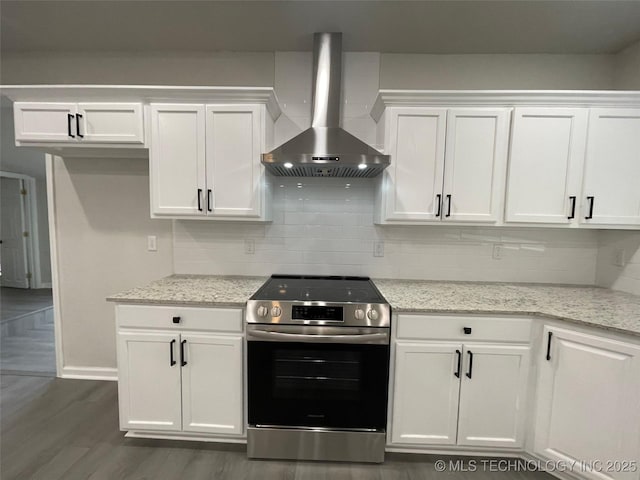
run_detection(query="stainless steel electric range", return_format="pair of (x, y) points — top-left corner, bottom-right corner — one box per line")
(246, 275), (391, 463)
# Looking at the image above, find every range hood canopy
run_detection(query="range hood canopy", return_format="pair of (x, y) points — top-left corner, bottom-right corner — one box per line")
(262, 32), (390, 178)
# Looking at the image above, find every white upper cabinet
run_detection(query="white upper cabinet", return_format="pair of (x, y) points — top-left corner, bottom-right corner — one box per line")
(205, 105), (263, 218)
(14, 101), (144, 145)
(443, 109), (510, 223)
(150, 104), (206, 217)
(581, 108), (640, 226)
(376, 107), (509, 224)
(150, 103), (272, 221)
(506, 108), (588, 224)
(380, 108), (447, 222)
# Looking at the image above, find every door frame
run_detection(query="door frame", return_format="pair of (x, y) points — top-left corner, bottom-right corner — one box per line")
(0, 171), (43, 289)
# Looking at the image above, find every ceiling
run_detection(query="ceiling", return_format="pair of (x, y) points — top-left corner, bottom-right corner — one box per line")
(2, 1), (640, 55)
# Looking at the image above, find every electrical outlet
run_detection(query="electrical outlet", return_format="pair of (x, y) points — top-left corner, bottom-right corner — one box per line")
(147, 235), (157, 252)
(374, 241), (384, 257)
(613, 248), (626, 267)
(492, 244), (504, 260)
(245, 239), (255, 255)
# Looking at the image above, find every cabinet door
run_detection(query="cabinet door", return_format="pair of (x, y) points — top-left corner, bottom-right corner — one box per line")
(150, 104), (206, 216)
(506, 108), (588, 224)
(205, 105), (263, 218)
(117, 332), (182, 432)
(581, 108), (640, 226)
(77, 103), (144, 143)
(443, 109), (510, 223)
(534, 327), (640, 480)
(457, 344), (530, 448)
(13, 102), (77, 142)
(383, 108), (447, 222)
(391, 342), (461, 445)
(181, 333), (243, 435)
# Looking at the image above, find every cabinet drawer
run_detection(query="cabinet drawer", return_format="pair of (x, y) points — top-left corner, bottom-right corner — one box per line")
(117, 304), (243, 333)
(396, 314), (531, 343)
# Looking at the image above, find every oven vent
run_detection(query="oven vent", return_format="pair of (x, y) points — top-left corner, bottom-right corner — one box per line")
(269, 164), (386, 178)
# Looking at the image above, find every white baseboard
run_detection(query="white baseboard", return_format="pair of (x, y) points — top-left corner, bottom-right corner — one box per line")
(60, 366), (118, 381)
(126, 431), (247, 444)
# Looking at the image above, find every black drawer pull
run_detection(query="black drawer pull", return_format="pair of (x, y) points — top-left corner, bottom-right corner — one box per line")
(169, 339), (176, 366)
(463, 327), (472, 335)
(180, 339), (187, 366)
(197, 189), (203, 212)
(568, 196), (576, 219)
(445, 194), (452, 217)
(454, 349), (462, 378)
(466, 350), (473, 379)
(585, 196), (594, 220)
(172, 316), (181, 324)
(67, 114), (75, 138)
(435, 194), (441, 217)
(546, 332), (553, 361)
(207, 189), (213, 212)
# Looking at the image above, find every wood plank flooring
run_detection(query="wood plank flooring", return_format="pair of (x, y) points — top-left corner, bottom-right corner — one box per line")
(1, 287), (53, 321)
(0, 308), (55, 375)
(1, 375), (555, 480)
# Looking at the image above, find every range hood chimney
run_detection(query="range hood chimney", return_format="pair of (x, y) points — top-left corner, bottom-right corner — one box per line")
(262, 32), (390, 178)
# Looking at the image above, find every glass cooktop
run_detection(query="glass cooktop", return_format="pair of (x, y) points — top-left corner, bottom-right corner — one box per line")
(250, 275), (387, 304)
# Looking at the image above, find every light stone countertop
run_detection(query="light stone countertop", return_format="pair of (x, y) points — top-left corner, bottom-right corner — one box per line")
(107, 275), (640, 337)
(107, 274), (268, 307)
(374, 279), (640, 337)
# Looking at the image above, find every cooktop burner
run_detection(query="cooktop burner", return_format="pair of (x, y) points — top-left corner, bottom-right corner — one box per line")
(251, 275), (386, 303)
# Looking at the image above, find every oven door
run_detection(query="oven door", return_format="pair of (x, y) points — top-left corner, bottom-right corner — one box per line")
(247, 325), (390, 431)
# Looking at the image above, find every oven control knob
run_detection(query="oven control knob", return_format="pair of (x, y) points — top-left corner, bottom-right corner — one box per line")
(271, 306), (282, 317)
(257, 305), (269, 317)
(354, 308), (365, 320)
(367, 309), (380, 321)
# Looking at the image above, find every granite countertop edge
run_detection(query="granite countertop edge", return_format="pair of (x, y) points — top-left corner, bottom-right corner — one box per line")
(107, 275), (640, 338)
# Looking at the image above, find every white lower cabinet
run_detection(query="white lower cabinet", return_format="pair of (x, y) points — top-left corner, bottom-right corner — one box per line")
(534, 326), (640, 480)
(116, 305), (244, 439)
(390, 315), (531, 449)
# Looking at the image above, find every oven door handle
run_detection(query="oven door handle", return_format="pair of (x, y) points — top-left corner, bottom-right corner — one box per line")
(247, 329), (389, 344)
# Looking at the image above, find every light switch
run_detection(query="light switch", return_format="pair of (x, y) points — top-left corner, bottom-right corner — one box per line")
(147, 235), (157, 252)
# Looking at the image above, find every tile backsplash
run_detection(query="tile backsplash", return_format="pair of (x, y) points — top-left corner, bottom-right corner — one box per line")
(596, 230), (640, 295)
(174, 177), (600, 285)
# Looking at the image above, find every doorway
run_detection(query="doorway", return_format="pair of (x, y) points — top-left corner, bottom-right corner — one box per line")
(1, 172), (55, 376)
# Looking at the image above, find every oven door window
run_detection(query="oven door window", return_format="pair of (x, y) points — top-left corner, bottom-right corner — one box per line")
(248, 341), (389, 430)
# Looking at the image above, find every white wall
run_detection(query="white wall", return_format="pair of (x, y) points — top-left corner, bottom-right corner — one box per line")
(0, 51), (275, 86)
(52, 157), (173, 370)
(614, 40), (640, 90)
(596, 231), (640, 295)
(1, 106), (52, 285)
(174, 176), (599, 283)
(379, 54), (616, 90)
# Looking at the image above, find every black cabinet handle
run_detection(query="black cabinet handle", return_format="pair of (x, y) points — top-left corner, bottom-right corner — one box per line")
(207, 189), (213, 212)
(568, 196), (576, 219)
(463, 327), (472, 335)
(197, 189), (203, 212)
(169, 339), (176, 366)
(454, 349), (462, 378)
(172, 316), (180, 324)
(466, 350), (473, 379)
(76, 113), (83, 138)
(435, 194), (441, 217)
(67, 114), (75, 138)
(445, 194), (452, 218)
(585, 196), (594, 220)
(180, 339), (187, 366)
(546, 332), (553, 361)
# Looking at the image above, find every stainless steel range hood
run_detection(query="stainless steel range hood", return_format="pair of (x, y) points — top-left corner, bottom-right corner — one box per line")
(262, 33), (390, 178)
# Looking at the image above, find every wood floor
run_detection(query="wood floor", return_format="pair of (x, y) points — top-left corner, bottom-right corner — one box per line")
(1, 287), (55, 375)
(1, 375), (555, 480)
